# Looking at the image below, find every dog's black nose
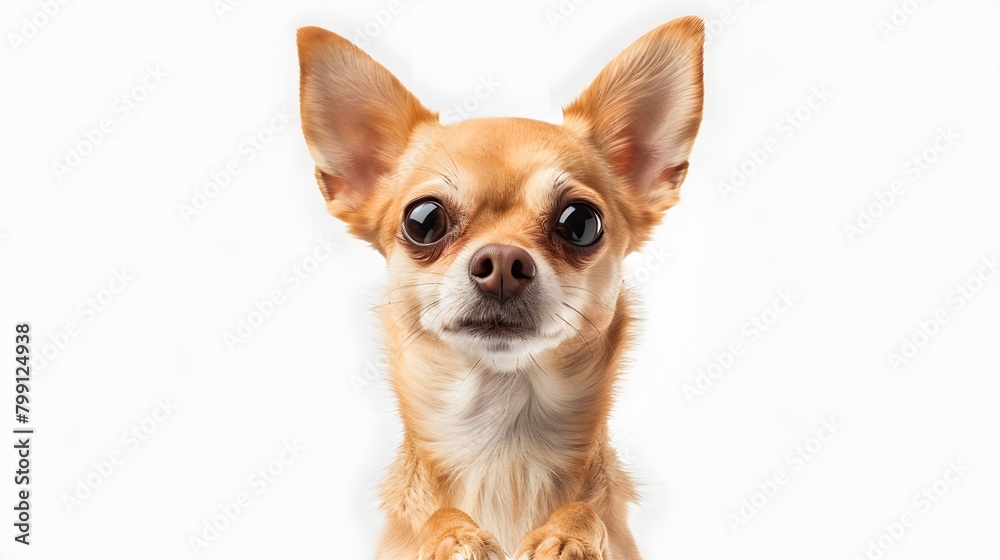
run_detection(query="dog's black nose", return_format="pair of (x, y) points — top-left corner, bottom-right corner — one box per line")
(469, 244), (536, 302)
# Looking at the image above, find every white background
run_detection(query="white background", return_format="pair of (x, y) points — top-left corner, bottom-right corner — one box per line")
(1, 0), (999, 559)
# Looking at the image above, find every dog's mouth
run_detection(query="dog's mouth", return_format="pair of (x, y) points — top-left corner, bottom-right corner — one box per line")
(450, 316), (536, 340)
(438, 292), (545, 355)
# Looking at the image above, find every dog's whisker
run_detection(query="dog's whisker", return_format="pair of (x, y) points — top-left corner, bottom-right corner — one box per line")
(455, 358), (483, 392)
(409, 139), (459, 188)
(558, 298), (613, 357)
(383, 282), (444, 295)
(399, 299), (443, 347)
(428, 133), (462, 183)
(528, 353), (551, 379)
(559, 284), (614, 312)
(388, 297), (440, 332)
(425, 299), (455, 331)
(563, 301), (614, 354)
(400, 330), (426, 354)
(412, 165), (457, 189)
(554, 311), (594, 360)
(387, 305), (424, 331)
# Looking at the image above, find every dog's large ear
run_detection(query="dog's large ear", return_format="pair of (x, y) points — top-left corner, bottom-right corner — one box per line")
(297, 27), (436, 246)
(563, 17), (704, 245)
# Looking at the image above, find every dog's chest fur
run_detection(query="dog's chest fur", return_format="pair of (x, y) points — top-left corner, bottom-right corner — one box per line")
(423, 366), (590, 552)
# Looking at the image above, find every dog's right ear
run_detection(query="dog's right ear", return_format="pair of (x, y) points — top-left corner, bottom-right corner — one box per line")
(297, 27), (436, 246)
(563, 17), (704, 251)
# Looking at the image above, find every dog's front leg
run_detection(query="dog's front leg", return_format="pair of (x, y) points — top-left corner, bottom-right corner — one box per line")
(417, 507), (504, 560)
(514, 502), (611, 560)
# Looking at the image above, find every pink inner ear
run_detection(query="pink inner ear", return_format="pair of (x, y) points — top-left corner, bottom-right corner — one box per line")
(659, 162), (688, 190)
(343, 129), (385, 195)
(610, 143), (638, 181)
(562, 17), (704, 206)
(600, 96), (699, 203)
(610, 126), (664, 194)
(298, 26), (437, 209)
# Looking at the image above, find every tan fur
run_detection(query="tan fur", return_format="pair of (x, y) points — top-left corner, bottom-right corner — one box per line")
(297, 16), (704, 560)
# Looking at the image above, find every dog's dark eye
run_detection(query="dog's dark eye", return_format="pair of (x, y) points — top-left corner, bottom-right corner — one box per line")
(555, 202), (602, 246)
(403, 199), (449, 245)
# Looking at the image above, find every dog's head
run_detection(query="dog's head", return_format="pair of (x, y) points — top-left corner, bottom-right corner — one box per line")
(297, 18), (703, 368)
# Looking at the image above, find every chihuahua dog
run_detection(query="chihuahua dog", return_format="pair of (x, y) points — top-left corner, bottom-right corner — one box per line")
(298, 15), (703, 560)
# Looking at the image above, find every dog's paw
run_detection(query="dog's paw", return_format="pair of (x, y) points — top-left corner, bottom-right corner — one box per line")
(418, 527), (504, 560)
(515, 533), (602, 560)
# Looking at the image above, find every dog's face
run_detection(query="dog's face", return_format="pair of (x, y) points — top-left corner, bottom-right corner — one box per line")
(298, 18), (704, 368)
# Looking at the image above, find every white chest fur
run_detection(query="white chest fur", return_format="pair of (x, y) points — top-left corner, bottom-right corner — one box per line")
(422, 366), (584, 553)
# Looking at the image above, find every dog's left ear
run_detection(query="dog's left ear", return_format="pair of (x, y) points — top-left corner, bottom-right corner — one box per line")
(564, 16), (704, 246)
